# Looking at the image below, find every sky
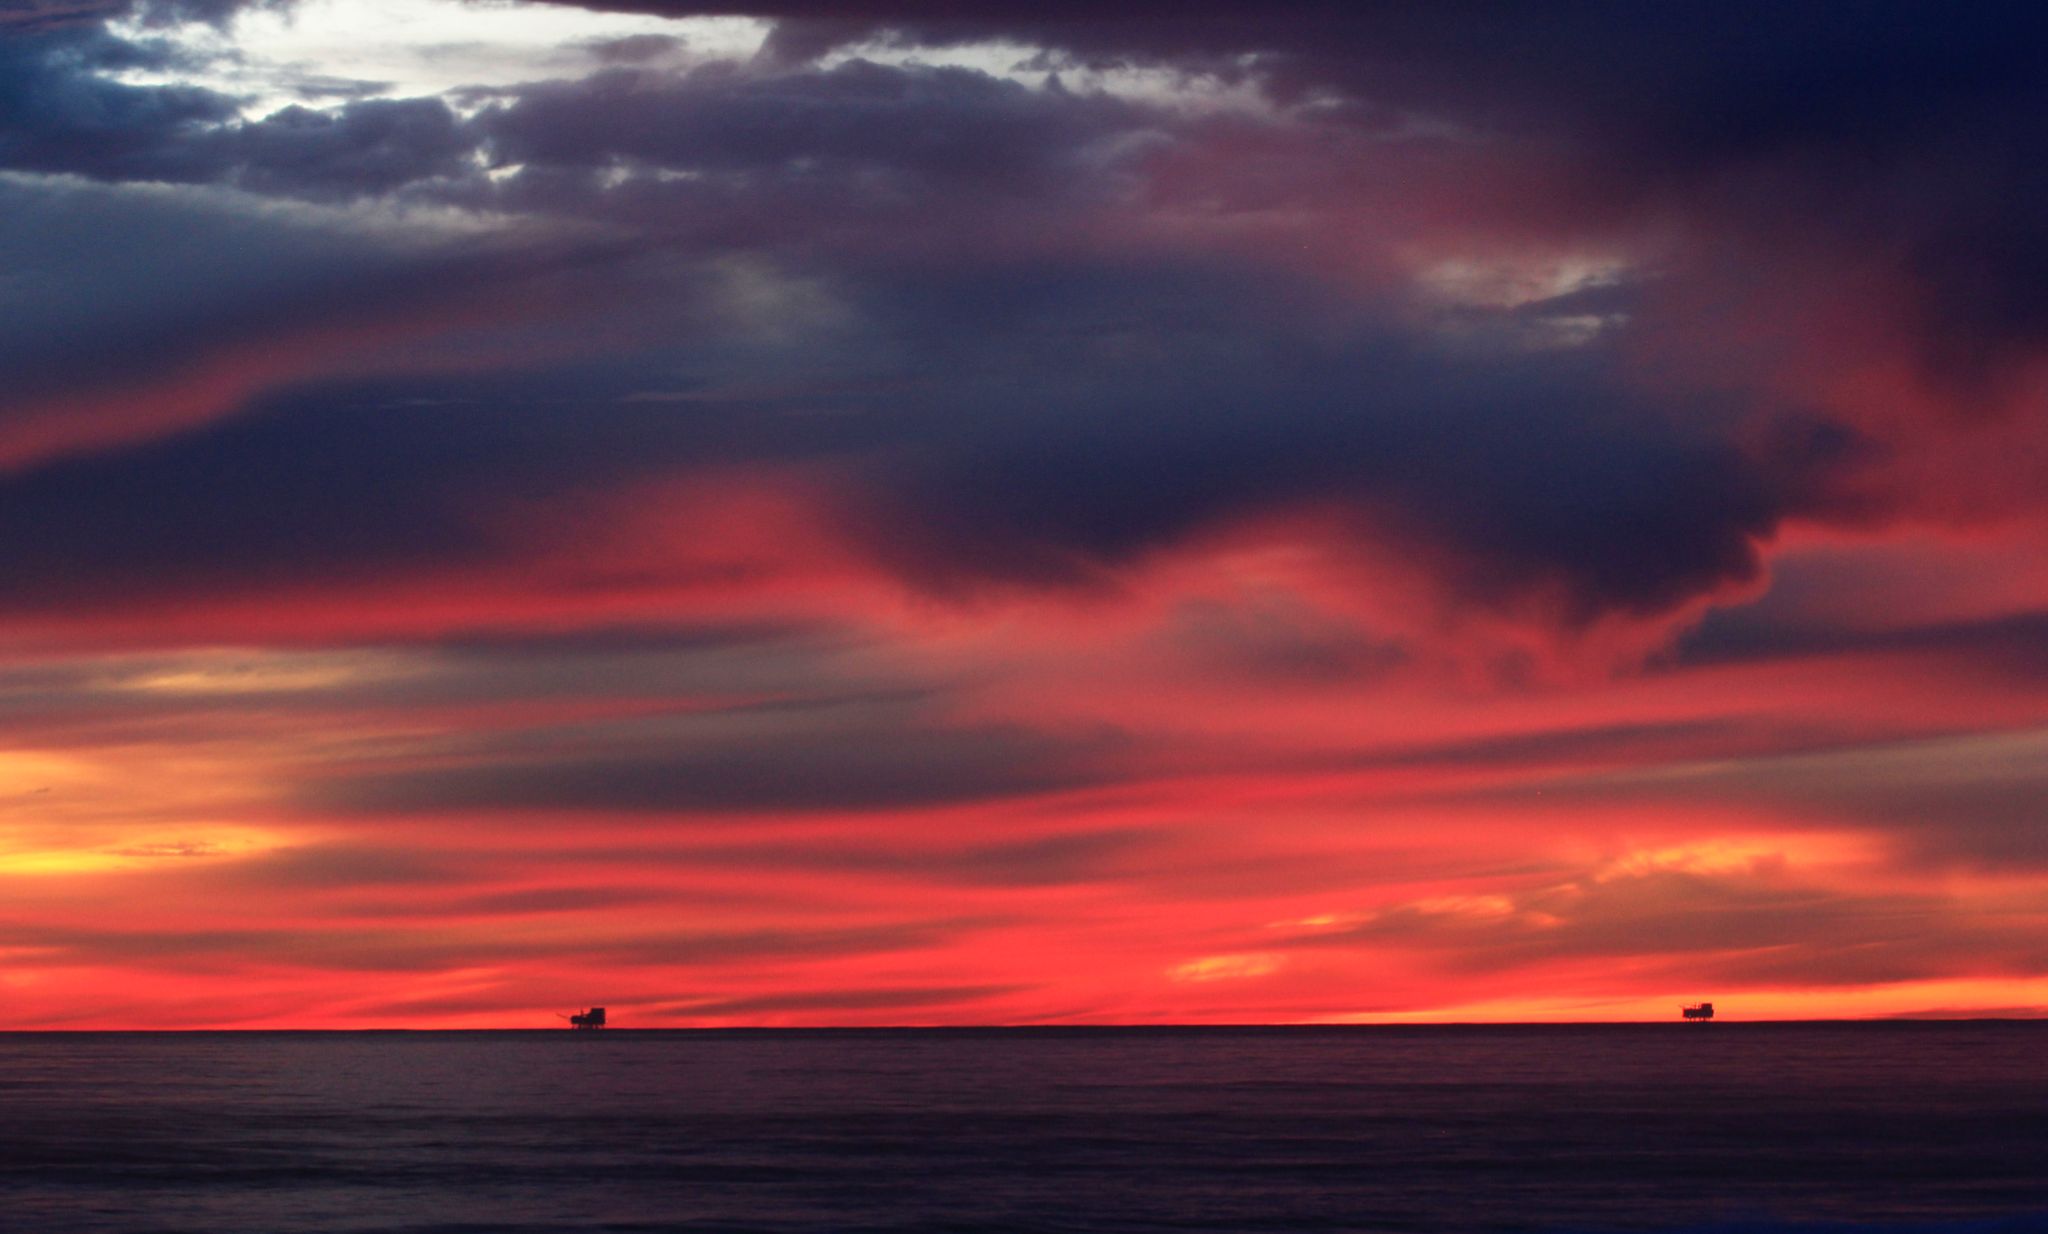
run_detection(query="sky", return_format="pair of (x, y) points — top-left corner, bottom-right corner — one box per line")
(2, 0), (2047, 1028)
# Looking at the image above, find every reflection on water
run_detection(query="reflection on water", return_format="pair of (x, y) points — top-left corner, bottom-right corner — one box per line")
(2, 1024), (2046, 1233)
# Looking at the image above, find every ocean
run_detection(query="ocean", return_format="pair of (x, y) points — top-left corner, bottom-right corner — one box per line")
(3, 1023), (2046, 1234)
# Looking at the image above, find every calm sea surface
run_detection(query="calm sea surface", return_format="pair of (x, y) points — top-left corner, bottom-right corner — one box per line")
(3, 1024), (2046, 1234)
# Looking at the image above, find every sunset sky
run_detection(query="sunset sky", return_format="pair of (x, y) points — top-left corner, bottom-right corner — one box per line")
(4, 0), (2047, 1028)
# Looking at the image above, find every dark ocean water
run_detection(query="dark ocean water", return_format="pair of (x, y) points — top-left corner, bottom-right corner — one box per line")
(3, 1024), (2047, 1234)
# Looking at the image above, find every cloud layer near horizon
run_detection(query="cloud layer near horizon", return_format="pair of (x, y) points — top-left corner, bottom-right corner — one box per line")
(2, 0), (2046, 1027)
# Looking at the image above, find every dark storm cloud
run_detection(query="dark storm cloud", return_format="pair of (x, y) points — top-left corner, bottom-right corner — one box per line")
(0, 389), (503, 603)
(476, 58), (1135, 189)
(0, 173), (594, 477)
(450, 55), (1167, 265)
(0, 12), (1872, 639)
(561, 1), (2048, 388)
(0, 19), (474, 194)
(0, 343), (860, 615)
(560, 0), (2043, 131)
(0, 229), (1852, 636)
(0, 306), (1822, 637)
(0, 25), (234, 179)
(839, 270), (1858, 620)
(207, 96), (476, 196)
(1, 47), (1815, 636)
(0, 0), (1427, 208)
(3, 0), (2039, 643)
(27, 0), (2046, 401)
(441, 4), (2042, 621)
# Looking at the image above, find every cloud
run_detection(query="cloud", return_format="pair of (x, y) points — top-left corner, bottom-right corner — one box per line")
(0, 242), (1849, 654)
(0, 19), (471, 195)
(0, 0), (128, 30)
(110, 840), (227, 857)
(1676, 608), (2048, 675)
(8, 0), (2048, 1026)
(839, 282), (1846, 626)
(1661, 732), (2048, 869)
(0, 25), (235, 178)
(652, 827), (1156, 887)
(0, 913), (974, 973)
(1276, 851), (2048, 990)
(310, 694), (1126, 816)
(475, 57), (1139, 190)
(6, 9), (2013, 647)
(658, 982), (1020, 1016)
(526, 3), (2048, 456)
(216, 842), (474, 889)
(210, 96), (476, 196)
(0, 172), (589, 470)
(1439, 729), (2048, 870)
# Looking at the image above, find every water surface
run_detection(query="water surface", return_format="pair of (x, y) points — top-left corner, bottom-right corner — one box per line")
(3, 1023), (2046, 1233)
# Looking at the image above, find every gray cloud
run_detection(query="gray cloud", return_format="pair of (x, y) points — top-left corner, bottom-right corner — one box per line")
(1443, 729), (2048, 869)
(314, 709), (1126, 816)
(0, 914), (978, 973)
(659, 827), (1157, 887)
(1279, 862), (2048, 989)
(657, 982), (1022, 1017)
(0, 17), (1952, 642)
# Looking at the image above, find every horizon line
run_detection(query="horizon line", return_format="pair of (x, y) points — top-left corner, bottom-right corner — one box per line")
(8, 1016), (2048, 1034)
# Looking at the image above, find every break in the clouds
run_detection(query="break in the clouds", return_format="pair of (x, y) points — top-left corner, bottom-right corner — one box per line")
(2, 0), (2047, 1027)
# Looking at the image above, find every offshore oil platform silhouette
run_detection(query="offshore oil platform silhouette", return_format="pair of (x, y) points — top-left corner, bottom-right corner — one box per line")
(563, 1006), (607, 1029)
(1682, 1002), (1715, 1021)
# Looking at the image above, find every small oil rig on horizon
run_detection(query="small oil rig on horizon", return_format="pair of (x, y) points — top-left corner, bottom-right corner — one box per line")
(563, 1006), (607, 1030)
(1682, 1002), (1715, 1021)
